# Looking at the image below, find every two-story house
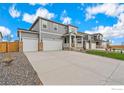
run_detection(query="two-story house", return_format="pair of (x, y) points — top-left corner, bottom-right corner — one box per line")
(18, 17), (107, 52)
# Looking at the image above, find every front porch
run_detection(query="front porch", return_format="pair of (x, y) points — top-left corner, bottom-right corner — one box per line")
(63, 33), (84, 50)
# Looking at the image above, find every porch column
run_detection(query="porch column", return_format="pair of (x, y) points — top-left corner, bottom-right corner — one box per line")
(69, 33), (72, 48)
(81, 36), (83, 47)
(74, 35), (77, 47)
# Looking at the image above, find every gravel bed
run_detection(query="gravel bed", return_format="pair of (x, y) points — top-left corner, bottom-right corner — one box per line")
(0, 52), (42, 85)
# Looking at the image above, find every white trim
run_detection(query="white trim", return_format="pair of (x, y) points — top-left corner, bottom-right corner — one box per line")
(22, 37), (38, 52)
(22, 37), (38, 40)
(41, 31), (63, 36)
(53, 23), (58, 32)
(42, 20), (48, 30)
(19, 31), (21, 42)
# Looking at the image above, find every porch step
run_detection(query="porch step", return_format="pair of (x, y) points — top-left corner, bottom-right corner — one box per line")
(71, 47), (86, 52)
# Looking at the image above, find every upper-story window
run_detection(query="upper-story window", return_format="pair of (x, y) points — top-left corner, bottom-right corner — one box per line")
(69, 26), (77, 33)
(88, 35), (91, 40)
(94, 35), (97, 40)
(64, 26), (67, 30)
(53, 23), (58, 31)
(77, 38), (81, 43)
(42, 20), (47, 29)
(99, 35), (103, 40)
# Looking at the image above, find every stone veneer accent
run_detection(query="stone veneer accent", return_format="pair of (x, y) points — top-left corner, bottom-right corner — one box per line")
(38, 41), (43, 51)
(19, 42), (23, 52)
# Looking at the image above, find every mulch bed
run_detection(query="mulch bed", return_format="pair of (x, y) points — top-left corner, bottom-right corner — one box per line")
(0, 52), (43, 85)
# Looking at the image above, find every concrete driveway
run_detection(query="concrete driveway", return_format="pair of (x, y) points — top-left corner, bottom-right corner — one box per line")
(25, 51), (124, 85)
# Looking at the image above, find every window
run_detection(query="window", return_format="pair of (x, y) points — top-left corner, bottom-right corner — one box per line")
(64, 26), (67, 30)
(64, 38), (67, 43)
(99, 35), (103, 40)
(69, 26), (77, 33)
(43, 24), (47, 28)
(94, 36), (97, 40)
(53, 23), (58, 31)
(77, 38), (81, 43)
(88, 35), (91, 40)
(42, 20), (47, 29)
(54, 27), (57, 30)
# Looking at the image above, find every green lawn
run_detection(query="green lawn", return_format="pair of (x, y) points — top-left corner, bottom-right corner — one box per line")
(86, 50), (124, 61)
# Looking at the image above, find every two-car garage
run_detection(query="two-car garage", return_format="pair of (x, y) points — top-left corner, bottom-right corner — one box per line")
(21, 31), (63, 52)
(22, 38), (63, 52)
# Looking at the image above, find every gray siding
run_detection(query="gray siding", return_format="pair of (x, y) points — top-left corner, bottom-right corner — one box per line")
(40, 19), (67, 34)
(68, 26), (77, 33)
(41, 32), (62, 39)
(31, 20), (39, 31)
(21, 32), (38, 38)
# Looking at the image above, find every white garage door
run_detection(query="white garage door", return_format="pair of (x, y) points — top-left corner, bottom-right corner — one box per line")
(43, 38), (63, 51)
(22, 38), (38, 52)
(85, 42), (89, 49)
(91, 43), (96, 49)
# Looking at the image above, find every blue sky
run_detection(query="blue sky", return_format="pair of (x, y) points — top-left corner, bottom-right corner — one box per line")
(0, 3), (124, 45)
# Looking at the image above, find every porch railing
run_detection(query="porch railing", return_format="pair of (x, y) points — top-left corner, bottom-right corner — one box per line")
(96, 45), (103, 48)
(63, 43), (83, 48)
(63, 43), (69, 47)
(76, 43), (83, 47)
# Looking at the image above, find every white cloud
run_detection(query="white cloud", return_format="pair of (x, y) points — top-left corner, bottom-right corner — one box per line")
(60, 10), (72, 24)
(10, 34), (14, 38)
(23, 7), (55, 23)
(23, 13), (35, 24)
(96, 20), (98, 23)
(29, 3), (48, 6)
(62, 17), (72, 24)
(85, 23), (124, 39)
(85, 4), (124, 20)
(29, 3), (36, 6)
(9, 4), (20, 18)
(75, 20), (81, 24)
(81, 3), (84, 6)
(0, 26), (11, 37)
(84, 4), (124, 40)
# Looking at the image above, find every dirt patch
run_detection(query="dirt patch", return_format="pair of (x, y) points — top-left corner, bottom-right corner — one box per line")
(0, 52), (42, 85)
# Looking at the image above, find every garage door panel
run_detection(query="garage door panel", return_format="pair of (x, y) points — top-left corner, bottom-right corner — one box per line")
(23, 38), (38, 52)
(91, 43), (96, 49)
(43, 39), (62, 51)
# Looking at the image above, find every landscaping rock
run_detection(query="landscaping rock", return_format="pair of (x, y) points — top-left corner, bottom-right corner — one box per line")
(0, 52), (42, 85)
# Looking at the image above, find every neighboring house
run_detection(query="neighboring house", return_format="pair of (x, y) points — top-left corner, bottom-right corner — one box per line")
(0, 32), (3, 42)
(18, 17), (107, 52)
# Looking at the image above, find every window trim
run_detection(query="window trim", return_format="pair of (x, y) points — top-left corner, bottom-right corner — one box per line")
(53, 23), (58, 31)
(42, 20), (48, 29)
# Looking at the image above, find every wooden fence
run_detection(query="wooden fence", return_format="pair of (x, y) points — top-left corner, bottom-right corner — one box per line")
(0, 42), (19, 53)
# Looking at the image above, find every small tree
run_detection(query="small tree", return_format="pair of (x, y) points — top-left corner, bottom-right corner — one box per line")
(7, 34), (12, 42)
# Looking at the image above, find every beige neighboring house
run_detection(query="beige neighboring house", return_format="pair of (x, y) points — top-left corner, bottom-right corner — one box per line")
(0, 32), (3, 42)
(17, 17), (107, 52)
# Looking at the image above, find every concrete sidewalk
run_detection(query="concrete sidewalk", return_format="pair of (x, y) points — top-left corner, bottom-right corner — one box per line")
(25, 51), (124, 85)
